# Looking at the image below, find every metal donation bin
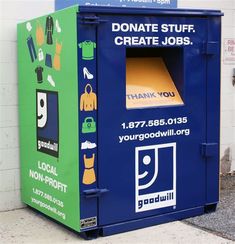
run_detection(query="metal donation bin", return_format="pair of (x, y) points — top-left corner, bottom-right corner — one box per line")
(18, 4), (223, 238)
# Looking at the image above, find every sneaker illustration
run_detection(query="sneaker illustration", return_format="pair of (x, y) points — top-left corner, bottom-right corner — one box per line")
(81, 141), (97, 150)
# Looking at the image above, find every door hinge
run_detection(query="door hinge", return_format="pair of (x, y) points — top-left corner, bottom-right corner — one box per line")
(203, 42), (219, 55)
(201, 143), (218, 157)
(83, 188), (109, 198)
(79, 15), (108, 25)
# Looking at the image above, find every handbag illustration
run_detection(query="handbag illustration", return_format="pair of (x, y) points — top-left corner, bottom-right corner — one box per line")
(36, 21), (44, 46)
(53, 40), (62, 71)
(82, 117), (96, 133)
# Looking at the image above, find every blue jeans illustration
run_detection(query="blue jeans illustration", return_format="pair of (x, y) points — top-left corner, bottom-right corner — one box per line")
(27, 36), (37, 62)
(45, 54), (52, 68)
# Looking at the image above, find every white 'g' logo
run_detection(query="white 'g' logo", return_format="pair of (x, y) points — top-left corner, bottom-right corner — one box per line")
(37, 92), (47, 128)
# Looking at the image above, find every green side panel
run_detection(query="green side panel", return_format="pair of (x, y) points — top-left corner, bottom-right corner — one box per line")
(17, 6), (80, 231)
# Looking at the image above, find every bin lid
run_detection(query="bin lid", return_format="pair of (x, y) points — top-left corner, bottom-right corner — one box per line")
(78, 5), (223, 16)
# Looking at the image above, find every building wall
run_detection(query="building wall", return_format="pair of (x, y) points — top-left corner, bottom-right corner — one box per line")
(0, 0), (54, 211)
(179, 0), (235, 175)
(0, 0), (234, 211)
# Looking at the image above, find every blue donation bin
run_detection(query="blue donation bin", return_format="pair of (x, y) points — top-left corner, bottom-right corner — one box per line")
(18, 4), (223, 239)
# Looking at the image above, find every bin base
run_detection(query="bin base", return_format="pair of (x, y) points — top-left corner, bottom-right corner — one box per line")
(99, 206), (206, 236)
(79, 229), (100, 240)
(204, 203), (217, 213)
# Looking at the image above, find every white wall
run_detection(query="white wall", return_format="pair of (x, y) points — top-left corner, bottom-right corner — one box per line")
(179, 0), (235, 172)
(0, 0), (234, 211)
(0, 0), (54, 211)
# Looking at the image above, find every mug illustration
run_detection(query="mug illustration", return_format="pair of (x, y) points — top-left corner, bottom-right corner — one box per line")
(135, 143), (176, 212)
(37, 90), (59, 157)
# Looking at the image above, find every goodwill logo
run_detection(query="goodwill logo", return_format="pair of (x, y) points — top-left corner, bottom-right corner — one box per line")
(135, 143), (176, 212)
(37, 90), (59, 158)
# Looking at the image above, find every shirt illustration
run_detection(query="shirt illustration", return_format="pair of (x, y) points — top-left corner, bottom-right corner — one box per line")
(79, 41), (96, 60)
(35, 66), (44, 83)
